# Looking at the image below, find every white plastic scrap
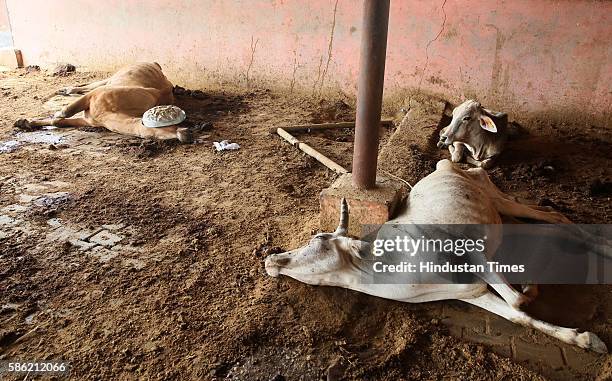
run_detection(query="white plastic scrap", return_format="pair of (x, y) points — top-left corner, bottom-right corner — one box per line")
(18, 131), (64, 145)
(0, 140), (20, 153)
(0, 131), (67, 153)
(33, 192), (71, 208)
(213, 140), (240, 151)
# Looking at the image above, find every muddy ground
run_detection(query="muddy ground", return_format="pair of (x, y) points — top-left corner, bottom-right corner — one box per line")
(0, 68), (610, 380)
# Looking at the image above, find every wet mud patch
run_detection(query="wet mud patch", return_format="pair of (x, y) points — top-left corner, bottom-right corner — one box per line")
(174, 89), (248, 128)
(117, 139), (181, 159)
(56, 182), (217, 245)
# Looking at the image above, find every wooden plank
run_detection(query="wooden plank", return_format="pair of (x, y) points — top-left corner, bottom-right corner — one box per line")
(276, 128), (348, 174)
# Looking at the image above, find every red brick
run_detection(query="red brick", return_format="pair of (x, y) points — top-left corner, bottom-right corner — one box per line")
(512, 337), (565, 369)
(561, 345), (603, 373)
(487, 314), (525, 337)
(320, 173), (404, 237)
(440, 304), (487, 334)
(463, 331), (512, 357)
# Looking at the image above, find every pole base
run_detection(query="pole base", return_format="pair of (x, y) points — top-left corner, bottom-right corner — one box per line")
(0, 48), (23, 68)
(320, 173), (405, 238)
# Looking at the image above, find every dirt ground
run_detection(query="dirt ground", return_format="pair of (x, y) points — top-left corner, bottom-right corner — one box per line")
(0, 67), (610, 380)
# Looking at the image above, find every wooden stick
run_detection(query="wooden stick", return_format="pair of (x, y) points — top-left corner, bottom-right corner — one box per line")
(380, 169), (413, 189)
(269, 119), (394, 134)
(276, 128), (348, 174)
(12, 326), (39, 346)
(0, 313), (17, 326)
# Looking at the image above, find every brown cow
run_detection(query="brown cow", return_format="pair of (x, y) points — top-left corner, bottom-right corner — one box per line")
(16, 62), (192, 142)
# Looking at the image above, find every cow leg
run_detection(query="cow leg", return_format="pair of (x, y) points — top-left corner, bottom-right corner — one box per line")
(490, 188), (610, 256)
(448, 142), (465, 163)
(58, 79), (108, 96)
(468, 169), (553, 211)
(25, 117), (96, 128)
(54, 93), (92, 119)
(465, 167), (572, 223)
(492, 196), (572, 224)
(479, 158), (495, 169)
(522, 284), (539, 299)
(462, 292), (607, 353)
(484, 273), (533, 309)
(474, 168), (612, 255)
(465, 156), (495, 169)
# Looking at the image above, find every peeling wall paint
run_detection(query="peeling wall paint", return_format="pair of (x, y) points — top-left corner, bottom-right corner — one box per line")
(5, 0), (612, 124)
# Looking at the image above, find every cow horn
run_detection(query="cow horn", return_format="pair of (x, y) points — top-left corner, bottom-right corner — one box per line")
(334, 198), (349, 236)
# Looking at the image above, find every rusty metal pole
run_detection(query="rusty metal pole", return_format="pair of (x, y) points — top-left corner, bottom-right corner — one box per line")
(351, 0), (390, 189)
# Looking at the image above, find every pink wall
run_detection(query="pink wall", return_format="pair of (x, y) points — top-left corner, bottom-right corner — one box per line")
(6, 0), (611, 123)
(0, 0), (13, 46)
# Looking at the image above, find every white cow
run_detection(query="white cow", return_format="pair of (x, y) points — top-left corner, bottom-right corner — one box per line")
(265, 159), (607, 353)
(437, 100), (508, 169)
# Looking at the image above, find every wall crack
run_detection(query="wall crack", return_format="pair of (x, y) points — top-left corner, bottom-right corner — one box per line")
(409, 0), (447, 108)
(246, 36), (259, 88)
(313, 0), (339, 96)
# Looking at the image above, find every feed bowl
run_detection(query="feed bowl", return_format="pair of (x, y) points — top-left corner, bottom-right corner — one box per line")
(142, 105), (186, 128)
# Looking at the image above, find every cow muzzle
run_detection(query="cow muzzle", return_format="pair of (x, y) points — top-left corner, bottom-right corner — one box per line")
(437, 136), (450, 148)
(264, 253), (292, 277)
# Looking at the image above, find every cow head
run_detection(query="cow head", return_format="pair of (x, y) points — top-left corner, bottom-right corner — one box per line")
(265, 198), (367, 286)
(437, 100), (504, 148)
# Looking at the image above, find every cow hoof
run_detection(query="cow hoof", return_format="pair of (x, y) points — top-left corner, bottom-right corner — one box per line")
(14, 118), (31, 130)
(577, 331), (607, 353)
(176, 128), (193, 143)
(521, 284), (539, 300)
(264, 256), (280, 277)
(57, 87), (73, 96)
(511, 293), (534, 310)
(547, 211), (572, 224)
(53, 110), (67, 118)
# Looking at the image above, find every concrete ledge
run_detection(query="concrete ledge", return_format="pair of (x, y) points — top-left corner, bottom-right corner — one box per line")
(320, 173), (404, 238)
(378, 98), (446, 184)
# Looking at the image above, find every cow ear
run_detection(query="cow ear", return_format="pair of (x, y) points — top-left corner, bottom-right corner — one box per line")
(343, 239), (366, 259)
(482, 107), (506, 118)
(479, 115), (497, 133)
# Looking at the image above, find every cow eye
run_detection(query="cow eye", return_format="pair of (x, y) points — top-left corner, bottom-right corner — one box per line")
(463, 116), (471, 121)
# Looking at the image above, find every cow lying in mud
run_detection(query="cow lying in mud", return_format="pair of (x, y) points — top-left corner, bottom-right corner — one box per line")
(15, 62), (192, 142)
(438, 100), (508, 169)
(265, 159), (607, 353)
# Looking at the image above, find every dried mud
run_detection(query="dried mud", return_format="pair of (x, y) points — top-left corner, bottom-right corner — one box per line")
(0, 68), (610, 380)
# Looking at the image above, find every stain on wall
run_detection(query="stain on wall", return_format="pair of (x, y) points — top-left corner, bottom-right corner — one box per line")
(6, 0), (611, 124)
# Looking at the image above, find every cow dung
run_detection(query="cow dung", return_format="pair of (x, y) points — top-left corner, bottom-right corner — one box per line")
(53, 63), (76, 76)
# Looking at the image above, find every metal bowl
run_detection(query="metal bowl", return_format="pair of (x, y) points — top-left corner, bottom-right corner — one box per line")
(142, 105), (186, 128)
